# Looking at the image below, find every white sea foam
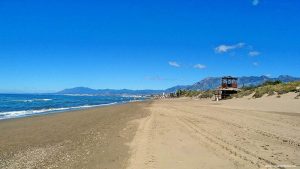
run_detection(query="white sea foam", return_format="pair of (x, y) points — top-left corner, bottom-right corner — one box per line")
(13, 99), (53, 102)
(36, 99), (53, 101)
(0, 102), (118, 120)
(13, 100), (34, 102)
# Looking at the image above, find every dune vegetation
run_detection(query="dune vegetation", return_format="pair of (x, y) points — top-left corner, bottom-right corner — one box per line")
(173, 81), (300, 99)
(173, 89), (214, 98)
(238, 81), (300, 98)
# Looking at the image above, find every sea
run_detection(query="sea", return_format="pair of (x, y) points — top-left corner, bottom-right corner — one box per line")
(0, 94), (146, 120)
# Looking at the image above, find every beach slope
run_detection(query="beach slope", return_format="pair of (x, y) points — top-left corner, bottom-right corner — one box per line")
(0, 102), (150, 169)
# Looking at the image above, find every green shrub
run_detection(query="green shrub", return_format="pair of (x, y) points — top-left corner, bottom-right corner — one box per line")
(175, 89), (202, 97)
(240, 85), (256, 90)
(252, 81), (300, 98)
(199, 90), (214, 99)
(267, 90), (275, 96)
(253, 86), (271, 98)
(236, 89), (254, 98)
(262, 80), (282, 86)
(176, 89), (188, 97)
(253, 90), (265, 98)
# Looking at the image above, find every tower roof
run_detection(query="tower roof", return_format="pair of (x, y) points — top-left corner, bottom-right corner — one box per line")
(222, 76), (238, 80)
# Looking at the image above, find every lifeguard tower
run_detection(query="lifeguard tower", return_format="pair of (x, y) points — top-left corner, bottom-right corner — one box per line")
(215, 76), (239, 100)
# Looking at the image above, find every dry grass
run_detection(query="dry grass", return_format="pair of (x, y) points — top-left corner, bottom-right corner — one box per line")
(173, 81), (300, 99)
(175, 90), (214, 99)
(241, 81), (300, 98)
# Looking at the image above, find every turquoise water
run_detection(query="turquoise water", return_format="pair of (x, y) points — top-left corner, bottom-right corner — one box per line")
(0, 94), (144, 120)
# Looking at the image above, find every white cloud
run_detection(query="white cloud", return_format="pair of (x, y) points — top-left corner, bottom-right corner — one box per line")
(168, 61), (180, 67)
(215, 43), (245, 53)
(194, 64), (206, 69)
(249, 51), (260, 57)
(253, 62), (259, 66)
(252, 0), (259, 6)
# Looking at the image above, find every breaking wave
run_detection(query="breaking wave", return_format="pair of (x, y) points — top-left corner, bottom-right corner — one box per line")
(0, 102), (118, 120)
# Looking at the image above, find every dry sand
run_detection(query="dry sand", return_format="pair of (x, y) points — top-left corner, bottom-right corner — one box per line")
(127, 94), (300, 169)
(1, 94), (300, 169)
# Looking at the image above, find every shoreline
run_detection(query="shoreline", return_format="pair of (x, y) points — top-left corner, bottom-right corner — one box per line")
(0, 101), (151, 169)
(0, 99), (148, 121)
(1, 95), (299, 169)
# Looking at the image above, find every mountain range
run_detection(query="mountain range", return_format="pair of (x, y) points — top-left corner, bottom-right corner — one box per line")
(58, 75), (300, 95)
(57, 87), (164, 96)
(165, 75), (300, 92)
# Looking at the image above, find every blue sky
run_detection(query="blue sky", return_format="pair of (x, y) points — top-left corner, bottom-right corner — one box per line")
(0, 0), (299, 92)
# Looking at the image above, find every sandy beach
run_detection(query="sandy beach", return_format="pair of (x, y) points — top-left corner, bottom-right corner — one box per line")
(1, 94), (300, 169)
(127, 94), (300, 169)
(0, 102), (150, 169)
(2, 0), (299, 168)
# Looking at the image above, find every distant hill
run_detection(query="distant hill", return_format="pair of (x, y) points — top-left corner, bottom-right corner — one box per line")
(164, 85), (190, 93)
(57, 87), (164, 96)
(165, 75), (300, 92)
(57, 75), (300, 95)
(58, 87), (98, 94)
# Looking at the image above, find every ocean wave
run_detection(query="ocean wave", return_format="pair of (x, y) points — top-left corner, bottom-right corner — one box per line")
(0, 108), (69, 120)
(13, 99), (53, 102)
(37, 99), (53, 101)
(0, 102), (118, 120)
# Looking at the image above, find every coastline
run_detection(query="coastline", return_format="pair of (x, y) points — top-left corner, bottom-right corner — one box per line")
(1, 94), (299, 169)
(0, 101), (151, 169)
(0, 96), (148, 121)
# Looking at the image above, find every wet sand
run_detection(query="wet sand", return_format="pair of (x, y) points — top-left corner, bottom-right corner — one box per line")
(0, 101), (150, 169)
